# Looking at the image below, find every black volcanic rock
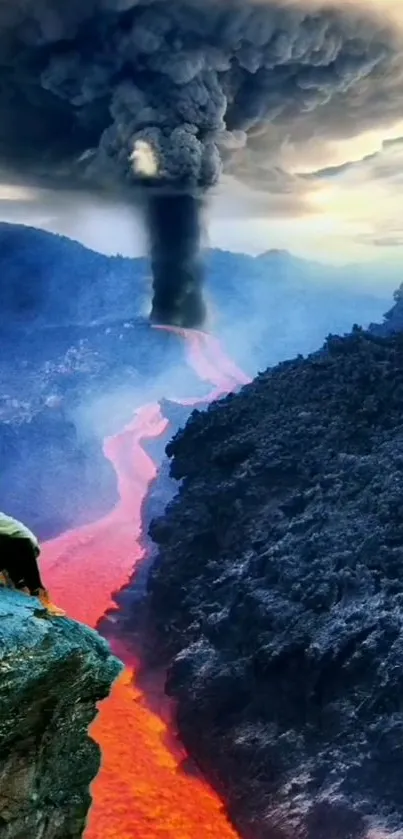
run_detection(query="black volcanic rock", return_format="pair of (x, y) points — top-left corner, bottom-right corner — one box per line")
(147, 327), (403, 839)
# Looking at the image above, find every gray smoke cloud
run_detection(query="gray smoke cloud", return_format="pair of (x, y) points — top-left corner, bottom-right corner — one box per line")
(0, 0), (400, 191)
(0, 0), (401, 324)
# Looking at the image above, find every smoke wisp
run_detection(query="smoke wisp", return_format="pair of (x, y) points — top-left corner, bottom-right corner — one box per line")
(0, 0), (401, 325)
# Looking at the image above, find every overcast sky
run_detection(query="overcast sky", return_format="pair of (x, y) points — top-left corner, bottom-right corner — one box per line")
(1, 0), (403, 268)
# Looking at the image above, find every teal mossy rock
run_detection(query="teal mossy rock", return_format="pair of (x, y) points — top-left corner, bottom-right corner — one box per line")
(0, 588), (122, 839)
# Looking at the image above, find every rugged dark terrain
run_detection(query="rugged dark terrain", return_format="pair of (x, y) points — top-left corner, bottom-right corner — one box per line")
(0, 221), (393, 540)
(2, 220), (403, 837)
(147, 327), (403, 839)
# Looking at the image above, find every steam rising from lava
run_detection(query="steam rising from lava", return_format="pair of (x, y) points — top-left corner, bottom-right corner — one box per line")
(0, 0), (400, 325)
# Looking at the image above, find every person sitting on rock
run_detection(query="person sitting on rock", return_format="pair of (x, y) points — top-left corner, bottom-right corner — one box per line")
(0, 511), (65, 617)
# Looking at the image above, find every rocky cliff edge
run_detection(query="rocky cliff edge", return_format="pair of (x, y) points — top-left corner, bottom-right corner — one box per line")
(0, 588), (122, 839)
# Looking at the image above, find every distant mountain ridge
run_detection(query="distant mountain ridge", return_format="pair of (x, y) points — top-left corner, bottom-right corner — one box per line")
(0, 220), (397, 375)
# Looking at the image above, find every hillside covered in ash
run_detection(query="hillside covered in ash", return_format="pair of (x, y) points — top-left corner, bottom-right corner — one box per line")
(147, 328), (403, 839)
(0, 319), (206, 539)
(0, 221), (395, 376)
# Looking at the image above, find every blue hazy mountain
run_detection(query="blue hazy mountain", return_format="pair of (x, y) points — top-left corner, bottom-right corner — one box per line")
(0, 221), (397, 375)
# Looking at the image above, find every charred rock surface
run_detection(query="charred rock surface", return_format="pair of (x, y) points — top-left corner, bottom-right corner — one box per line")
(0, 588), (122, 839)
(147, 328), (403, 839)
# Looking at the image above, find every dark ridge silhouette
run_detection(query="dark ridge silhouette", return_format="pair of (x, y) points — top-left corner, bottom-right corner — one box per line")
(369, 281), (403, 336)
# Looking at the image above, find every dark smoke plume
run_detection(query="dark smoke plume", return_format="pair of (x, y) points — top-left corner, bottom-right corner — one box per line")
(146, 192), (206, 328)
(0, 0), (400, 326)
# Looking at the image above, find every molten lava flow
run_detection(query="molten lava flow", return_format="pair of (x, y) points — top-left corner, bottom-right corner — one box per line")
(41, 329), (250, 839)
(154, 325), (250, 398)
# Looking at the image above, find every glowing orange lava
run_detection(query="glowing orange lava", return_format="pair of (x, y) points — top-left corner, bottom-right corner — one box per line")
(41, 328), (250, 839)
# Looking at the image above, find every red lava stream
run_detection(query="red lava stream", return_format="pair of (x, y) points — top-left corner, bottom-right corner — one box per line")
(41, 329), (250, 839)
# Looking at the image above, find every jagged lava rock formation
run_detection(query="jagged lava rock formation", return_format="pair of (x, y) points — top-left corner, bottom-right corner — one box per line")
(147, 327), (403, 839)
(0, 588), (122, 839)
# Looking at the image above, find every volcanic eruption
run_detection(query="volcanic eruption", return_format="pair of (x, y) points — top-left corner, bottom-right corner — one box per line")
(0, 0), (402, 326)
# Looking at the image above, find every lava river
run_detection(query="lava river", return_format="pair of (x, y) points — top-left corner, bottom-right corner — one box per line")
(40, 328), (250, 839)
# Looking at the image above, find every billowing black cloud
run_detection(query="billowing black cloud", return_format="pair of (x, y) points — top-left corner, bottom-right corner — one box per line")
(0, 0), (400, 190)
(0, 0), (401, 324)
